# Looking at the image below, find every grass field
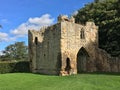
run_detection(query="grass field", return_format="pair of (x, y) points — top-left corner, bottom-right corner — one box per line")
(0, 73), (120, 90)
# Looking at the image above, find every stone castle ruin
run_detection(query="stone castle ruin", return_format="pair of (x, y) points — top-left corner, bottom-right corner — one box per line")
(28, 15), (120, 76)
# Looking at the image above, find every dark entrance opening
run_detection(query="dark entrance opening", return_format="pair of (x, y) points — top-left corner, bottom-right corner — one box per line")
(77, 47), (89, 73)
(65, 58), (71, 74)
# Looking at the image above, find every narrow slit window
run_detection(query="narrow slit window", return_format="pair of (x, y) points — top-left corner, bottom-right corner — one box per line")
(35, 37), (38, 45)
(80, 28), (85, 39)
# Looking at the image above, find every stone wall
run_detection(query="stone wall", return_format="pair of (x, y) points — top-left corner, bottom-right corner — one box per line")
(28, 15), (120, 76)
(60, 21), (99, 75)
(95, 48), (120, 72)
(28, 23), (62, 75)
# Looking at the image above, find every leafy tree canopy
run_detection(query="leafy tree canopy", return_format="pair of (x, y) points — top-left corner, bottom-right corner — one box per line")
(74, 0), (120, 56)
(1, 42), (28, 61)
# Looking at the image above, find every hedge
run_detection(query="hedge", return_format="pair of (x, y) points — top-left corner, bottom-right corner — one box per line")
(0, 61), (30, 74)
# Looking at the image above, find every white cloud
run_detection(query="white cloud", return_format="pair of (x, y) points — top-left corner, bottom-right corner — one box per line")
(0, 14), (54, 42)
(10, 14), (54, 37)
(0, 32), (8, 41)
(10, 23), (29, 37)
(0, 32), (8, 37)
(72, 11), (78, 16)
(0, 32), (16, 42)
(29, 14), (54, 25)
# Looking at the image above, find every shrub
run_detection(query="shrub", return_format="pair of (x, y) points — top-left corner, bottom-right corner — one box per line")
(0, 61), (30, 74)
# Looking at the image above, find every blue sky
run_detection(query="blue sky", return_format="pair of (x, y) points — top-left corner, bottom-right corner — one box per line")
(0, 0), (93, 53)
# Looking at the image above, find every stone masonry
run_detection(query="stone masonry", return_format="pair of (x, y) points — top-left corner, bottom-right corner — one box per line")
(28, 15), (120, 76)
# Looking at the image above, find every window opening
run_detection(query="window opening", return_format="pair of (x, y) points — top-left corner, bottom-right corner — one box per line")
(35, 37), (38, 45)
(80, 28), (85, 39)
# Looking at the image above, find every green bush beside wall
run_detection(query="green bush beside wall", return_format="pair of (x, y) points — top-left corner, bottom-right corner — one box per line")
(0, 61), (30, 74)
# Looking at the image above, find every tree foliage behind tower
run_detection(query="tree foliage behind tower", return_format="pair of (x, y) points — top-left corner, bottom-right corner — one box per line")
(74, 0), (120, 56)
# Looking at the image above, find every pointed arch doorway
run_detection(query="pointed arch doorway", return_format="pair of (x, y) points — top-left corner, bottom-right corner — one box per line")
(77, 47), (89, 73)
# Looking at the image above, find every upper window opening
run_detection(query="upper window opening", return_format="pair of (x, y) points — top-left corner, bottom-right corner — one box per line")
(35, 37), (38, 45)
(80, 28), (85, 39)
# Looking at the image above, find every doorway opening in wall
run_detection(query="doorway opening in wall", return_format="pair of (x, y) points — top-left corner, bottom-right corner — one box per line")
(65, 58), (71, 74)
(77, 47), (89, 73)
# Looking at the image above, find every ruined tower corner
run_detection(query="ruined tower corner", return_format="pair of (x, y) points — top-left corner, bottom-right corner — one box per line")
(69, 16), (75, 23)
(86, 22), (98, 29)
(57, 15), (69, 23)
(57, 15), (75, 23)
(28, 29), (31, 34)
(28, 29), (35, 36)
(86, 22), (95, 26)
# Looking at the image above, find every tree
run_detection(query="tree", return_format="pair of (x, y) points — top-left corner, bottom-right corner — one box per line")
(74, 0), (120, 56)
(2, 42), (28, 61)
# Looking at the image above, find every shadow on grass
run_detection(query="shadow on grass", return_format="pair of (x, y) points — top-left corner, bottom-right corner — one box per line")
(32, 71), (120, 77)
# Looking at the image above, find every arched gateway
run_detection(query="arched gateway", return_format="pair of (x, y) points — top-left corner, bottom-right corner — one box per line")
(77, 47), (89, 73)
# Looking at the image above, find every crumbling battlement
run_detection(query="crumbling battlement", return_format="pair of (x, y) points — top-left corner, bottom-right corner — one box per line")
(58, 15), (75, 23)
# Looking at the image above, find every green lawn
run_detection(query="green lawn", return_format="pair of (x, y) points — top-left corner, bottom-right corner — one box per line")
(0, 73), (120, 90)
